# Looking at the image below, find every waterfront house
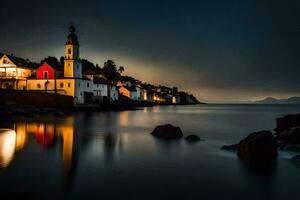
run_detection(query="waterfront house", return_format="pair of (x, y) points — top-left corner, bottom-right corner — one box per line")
(93, 77), (119, 103)
(0, 54), (35, 90)
(27, 62), (63, 93)
(118, 85), (139, 100)
(35, 62), (63, 80)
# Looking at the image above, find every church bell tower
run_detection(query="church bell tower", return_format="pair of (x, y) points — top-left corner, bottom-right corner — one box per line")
(64, 25), (82, 78)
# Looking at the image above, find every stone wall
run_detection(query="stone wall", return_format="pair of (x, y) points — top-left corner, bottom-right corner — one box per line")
(0, 89), (73, 107)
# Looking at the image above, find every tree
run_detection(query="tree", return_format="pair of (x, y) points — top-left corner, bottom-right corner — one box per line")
(102, 60), (119, 81)
(118, 66), (124, 74)
(41, 56), (61, 67)
(81, 59), (96, 72)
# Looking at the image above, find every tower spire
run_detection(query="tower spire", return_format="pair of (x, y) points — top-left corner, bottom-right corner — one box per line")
(64, 25), (82, 78)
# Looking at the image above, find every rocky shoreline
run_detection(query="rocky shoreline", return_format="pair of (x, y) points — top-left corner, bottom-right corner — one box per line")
(222, 113), (300, 166)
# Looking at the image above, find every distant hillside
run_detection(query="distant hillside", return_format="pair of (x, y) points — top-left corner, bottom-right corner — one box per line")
(254, 97), (300, 104)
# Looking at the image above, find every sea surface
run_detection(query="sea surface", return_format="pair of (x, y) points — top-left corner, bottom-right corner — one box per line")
(1, 104), (300, 200)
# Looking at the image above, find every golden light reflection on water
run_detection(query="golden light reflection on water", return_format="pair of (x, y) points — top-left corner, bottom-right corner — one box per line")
(119, 111), (130, 126)
(0, 119), (75, 174)
(0, 129), (16, 168)
(60, 126), (74, 174)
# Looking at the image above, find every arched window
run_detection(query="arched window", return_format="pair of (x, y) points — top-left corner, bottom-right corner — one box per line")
(37, 84), (41, 89)
(60, 83), (64, 88)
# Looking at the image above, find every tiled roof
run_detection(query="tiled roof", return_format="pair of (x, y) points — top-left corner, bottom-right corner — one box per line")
(2, 54), (35, 70)
(43, 62), (63, 71)
(84, 69), (96, 75)
(119, 85), (137, 92)
(93, 77), (112, 85)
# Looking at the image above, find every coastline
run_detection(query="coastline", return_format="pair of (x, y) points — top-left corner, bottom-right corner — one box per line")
(0, 101), (203, 118)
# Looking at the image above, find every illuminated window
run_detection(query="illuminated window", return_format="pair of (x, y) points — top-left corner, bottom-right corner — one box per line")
(60, 83), (64, 88)
(44, 71), (48, 79)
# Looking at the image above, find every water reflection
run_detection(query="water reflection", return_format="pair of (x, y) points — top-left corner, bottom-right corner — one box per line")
(0, 129), (16, 167)
(0, 114), (126, 187)
(0, 118), (80, 189)
(0, 105), (299, 199)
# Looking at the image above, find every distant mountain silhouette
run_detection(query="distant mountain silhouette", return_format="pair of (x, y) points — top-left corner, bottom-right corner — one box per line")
(254, 96), (300, 104)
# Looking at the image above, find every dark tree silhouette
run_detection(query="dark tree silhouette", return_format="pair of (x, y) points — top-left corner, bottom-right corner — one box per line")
(102, 60), (120, 81)
(118, 66), (124, 74)
(82, 59), (96, 72)
(41, 56), (61, 67)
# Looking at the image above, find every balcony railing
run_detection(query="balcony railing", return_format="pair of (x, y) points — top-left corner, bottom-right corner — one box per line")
(0, 72), (26, 79)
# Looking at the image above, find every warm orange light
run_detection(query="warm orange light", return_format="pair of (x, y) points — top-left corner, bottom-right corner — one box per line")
(0, 129), (16, 168)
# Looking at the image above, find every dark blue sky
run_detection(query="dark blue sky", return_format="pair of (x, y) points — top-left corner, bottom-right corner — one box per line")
(0, 0), (299, 102)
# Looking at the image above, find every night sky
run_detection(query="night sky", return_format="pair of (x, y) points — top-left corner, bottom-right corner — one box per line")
(0, 0), (299, 102)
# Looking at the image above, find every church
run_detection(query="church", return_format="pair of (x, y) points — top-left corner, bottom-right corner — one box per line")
(27, 26), (118, 105)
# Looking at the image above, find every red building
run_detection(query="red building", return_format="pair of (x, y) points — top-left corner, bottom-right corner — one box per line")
(36, 62), (63, 79)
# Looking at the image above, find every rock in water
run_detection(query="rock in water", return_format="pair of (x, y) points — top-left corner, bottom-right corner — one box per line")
(150, 124), (183, 139)
(185, 135), (201, 142)
(275, 114), (300, 133)
(221, 144), (239, 151)
(276, 126), (300, 145)
(238, 130), (278, 161)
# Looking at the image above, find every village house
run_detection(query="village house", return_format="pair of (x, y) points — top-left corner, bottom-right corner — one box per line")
(118, 85), (138, 100)
(93, 77), (119, 103)
(35, 62), (63, 80)
(26, 62), (63, 93)
(117, 76), (149, 101)
(0, 53), (35, 90)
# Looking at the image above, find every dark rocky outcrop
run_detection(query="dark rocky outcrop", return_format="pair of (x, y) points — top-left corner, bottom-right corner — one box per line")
(221, 131), (278, 169)
(274, 114), (300, 147)
(238, 130), (278, 161)
(150, 124), (183, 139)
(276, 126), (300, 145)
(185, 135), (201, 142)
(221, 144), (239, 151)
(275, 114), (300, 133)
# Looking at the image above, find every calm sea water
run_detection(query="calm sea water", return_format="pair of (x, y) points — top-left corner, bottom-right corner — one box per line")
(1, 104), (300, 200)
